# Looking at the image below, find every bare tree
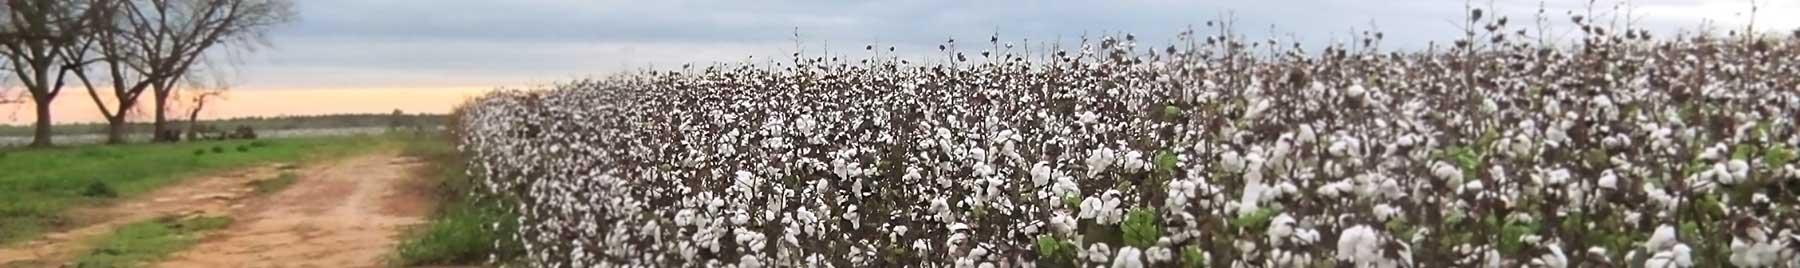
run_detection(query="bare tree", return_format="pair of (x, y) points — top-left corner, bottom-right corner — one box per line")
(134, 0), (295, 142)
(69, 0), (142, 144)
(182, 87), (221, 141)
(71, 0), (292, 143)
(0, 0), (101, 147)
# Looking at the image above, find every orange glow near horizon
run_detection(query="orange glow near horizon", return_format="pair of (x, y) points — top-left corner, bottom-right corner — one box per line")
(0, 87), (503, 125)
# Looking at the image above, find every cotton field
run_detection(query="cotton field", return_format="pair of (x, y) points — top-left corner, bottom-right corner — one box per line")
(454, 15), (1800, 268)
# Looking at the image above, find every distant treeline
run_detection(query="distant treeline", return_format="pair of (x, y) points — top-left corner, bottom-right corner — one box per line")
(0, 114), (447, 137)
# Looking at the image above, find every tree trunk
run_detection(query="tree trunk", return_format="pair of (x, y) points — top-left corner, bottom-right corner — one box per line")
(30, 96), (54, 147)
(152, 90), (173, 142)
(186, 97), (206, 142)
(104, 115), (127, 144)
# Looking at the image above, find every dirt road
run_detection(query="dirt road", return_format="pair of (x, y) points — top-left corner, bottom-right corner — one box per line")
(0, 150), (434, 268)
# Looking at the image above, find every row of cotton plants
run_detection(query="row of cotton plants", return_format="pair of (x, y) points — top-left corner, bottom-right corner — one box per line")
(456, 13), (1800, 268)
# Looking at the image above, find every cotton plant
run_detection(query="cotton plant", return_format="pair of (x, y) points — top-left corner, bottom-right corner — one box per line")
(452, 11), (1800, 267)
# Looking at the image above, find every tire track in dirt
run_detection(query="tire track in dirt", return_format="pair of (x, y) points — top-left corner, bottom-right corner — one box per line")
(0, 150), (434, 268)
(0, 162), (290, 267)
(157, 150), (434, 268)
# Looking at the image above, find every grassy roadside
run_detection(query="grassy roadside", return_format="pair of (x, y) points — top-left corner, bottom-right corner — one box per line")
(393, 135), (522, 267)
(0, 136), (387, 245)
(250, 172), (301, 195)
(69, 216), (233, 268)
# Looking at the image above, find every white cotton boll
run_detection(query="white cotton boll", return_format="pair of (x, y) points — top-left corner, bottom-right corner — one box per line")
(1704, 162), (1733, 184)
(1097, 193), (1125, 224)
(1673, 244), (1694, 266)
(739, 255), (764, 268)
(1329, 138), (1358, 157)
(1532, 244), (1567, 268)
(1396, 135), (1421, 148)
(1297, 125), (1318, 145)
(1244, 167), (1266, 185)
(1077, 111), (1102, 125)
(1221, 150), (1246, 172)
(1145, 247), (1173, 263)
(1267, 213), (1296, 243)
(1317, 180), (1352, 198)
(1751, 241), (1784, 266)
(1031, 162), (1054, 187)
(1244, 99), (1273, 121)
(1236, 182), (1266, 217)
(675, 209), (697, 227)
(1336, 225), (1380, 263)
(732, 213), (751, 225)
(1731, 238), (1755, 267)
(1458, 180), (1485, 194)
(1481, 97), (1499, 114)
(1295, 229), (1321, 245)
(972, 163), (995, 178)
(1731, 234), (1787, 267)
(1377, 178), (1405, 199)
(1087, 243), (1113, 263)
(1080, 197), (1102, 219)
(1598, 170), (1619, 190)
(1509, 134), (1535, 158)
(1231, 241), (1261, 259)
(1700, 145), (1727, 161)
(1432, 162), (1464, 184)
(931, 197), (953, 222)
(1112, 246), (1145, 268)
(1346, 84), (1367, 97)
(1270, 141), (1294, 167)
(1646, 250), (1677, 267)
(1644, 184), (1680, 213)
(1087, 147), (1118, 175)
(1534, 168), (1570, 186)
(1052, 175), (1080, 198)
(1051, 212), (1078, 234)
(1649, 126), (1675, 146)
(1602, 135), (1626, 149)
(1728, 159), (1750, 181)
(953, 257), (975, 268)
(1648, 225), (1679, 251)
(1122, 150), (1148, 172)
(1277, 182), (1298, 196)
(1373, 204), (1398, 222)
(832, 158), (857, 179)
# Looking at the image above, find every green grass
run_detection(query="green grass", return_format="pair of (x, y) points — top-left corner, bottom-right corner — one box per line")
(394, 135), (523, 266)
(71, 215), (233, 268)
(0, 113), (447, 137)
(0, 136), (388, 245)
(251, 172), (301, 195)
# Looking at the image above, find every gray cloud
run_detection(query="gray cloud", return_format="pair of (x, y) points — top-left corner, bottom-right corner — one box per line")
(229, 0), (1796, 90)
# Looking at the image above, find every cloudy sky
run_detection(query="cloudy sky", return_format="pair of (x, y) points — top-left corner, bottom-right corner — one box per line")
(5, 0), (1796, 124)
(240, 0), (1796, 91)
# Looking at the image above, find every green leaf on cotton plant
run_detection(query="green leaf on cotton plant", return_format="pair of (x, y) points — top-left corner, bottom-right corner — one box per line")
(1766, 145), (1795, 168)
(1733, 144), (1756, 161)
(1155, 150), (1179, 175)
(1498, 217), (1540, 255)
(1230, 207), (1279, 233)
(1063, 194), (1082, 209)
(1122, 208), (1162, 248)
(1180, 245), (1208, 268)
(1036, 234), (1062, 257)
(1163, 104), (1185, 119)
